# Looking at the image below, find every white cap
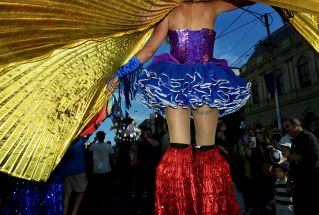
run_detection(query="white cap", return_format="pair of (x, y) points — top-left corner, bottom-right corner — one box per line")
(280, 142), (292, 149)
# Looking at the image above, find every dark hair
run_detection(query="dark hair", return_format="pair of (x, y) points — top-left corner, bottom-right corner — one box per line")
(276, 161), (290, 172)
(96, 131), (106, 141)
(255, 128), (273, 146)
(285, 117), (302, 126)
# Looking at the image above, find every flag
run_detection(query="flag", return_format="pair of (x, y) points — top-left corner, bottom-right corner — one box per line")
(264, 73), (275, 97)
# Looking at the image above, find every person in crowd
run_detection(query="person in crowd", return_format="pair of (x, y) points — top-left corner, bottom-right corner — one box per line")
(135, 128), (160, 214)
(270, 142), (292, 164)
(63, 138), (88, 215)
(247, 128), (276, 215)
(283, 117), (319, 215)
(279, 142), (292, 161)
(271, 161), (294, 215)
(107, 1), (252, 214)
(279, 120), (294, 147)
(238, 128), (256, 214)
(89, 131), (114, 178)
(88, 131), (114, 214)
(129, 139), (139, 197)
(214, 119), (248, 212)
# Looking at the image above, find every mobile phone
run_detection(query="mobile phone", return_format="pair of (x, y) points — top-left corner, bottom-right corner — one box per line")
(250, 137), (256, 148)
(240, 121), (245, 129)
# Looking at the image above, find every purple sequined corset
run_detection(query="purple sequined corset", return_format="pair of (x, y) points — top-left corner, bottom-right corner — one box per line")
(168, 28), (216, 64)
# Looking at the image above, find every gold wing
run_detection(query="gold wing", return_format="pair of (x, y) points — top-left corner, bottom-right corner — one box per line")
(0, 0), (178, 181)
(278, 10), (319, 54)
(0, 0), (318, 181)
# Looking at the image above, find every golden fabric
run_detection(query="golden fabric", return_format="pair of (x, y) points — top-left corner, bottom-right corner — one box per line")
(0, 31), (151, 181)
(0, 0), (318, 181)
(278, 10), (319, 54)
(256, 0), (319, 16)
(257, 0), (319, 54)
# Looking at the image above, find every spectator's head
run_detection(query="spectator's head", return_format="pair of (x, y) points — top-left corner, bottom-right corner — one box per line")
(283, 117), (303, 137)
(244, 128), (255, 137)
(255, 128), (271, 145)
(217, 120), (227, 132)
(142, 128), (153, 139)
(96, 131), (106, 142)
(275, 161), (290, 179)
(280, 142), (292, 158)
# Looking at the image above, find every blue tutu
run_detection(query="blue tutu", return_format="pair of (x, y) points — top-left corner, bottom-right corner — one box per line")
(134, 54), (251, 117)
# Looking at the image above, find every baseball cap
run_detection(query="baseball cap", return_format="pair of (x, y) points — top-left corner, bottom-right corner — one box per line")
(280, 142), (292, 149)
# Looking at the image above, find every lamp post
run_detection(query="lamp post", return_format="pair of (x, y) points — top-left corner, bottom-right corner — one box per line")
(242, 8), (283, 132)
(263, 13), (283, 133)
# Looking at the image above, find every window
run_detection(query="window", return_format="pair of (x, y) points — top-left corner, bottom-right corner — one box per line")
(276, 73), (285, 96)
(298, 57), (311, 88)
(252, 81), (259, 104)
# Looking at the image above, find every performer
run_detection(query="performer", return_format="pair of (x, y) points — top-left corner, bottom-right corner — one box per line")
(107, 1), (252, 214)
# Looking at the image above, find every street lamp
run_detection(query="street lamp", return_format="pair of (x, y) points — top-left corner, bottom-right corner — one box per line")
(241, 8), (283, 132)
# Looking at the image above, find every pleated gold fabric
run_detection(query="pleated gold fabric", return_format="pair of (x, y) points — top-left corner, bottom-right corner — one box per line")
(0, 0), (176, 181)
(279, 10), (319, 54)
(258, 0), (319, 54)
(257, 0), (319, 16)
(0, 31), (152, 181)
(0, 0), (318, 181)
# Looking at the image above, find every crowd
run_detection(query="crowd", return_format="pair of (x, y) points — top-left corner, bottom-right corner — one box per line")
(61, 115), (319, 215)
(214, 117), (319, 215)
(0, 116), (318, 215)
(62, 127), (164, 215)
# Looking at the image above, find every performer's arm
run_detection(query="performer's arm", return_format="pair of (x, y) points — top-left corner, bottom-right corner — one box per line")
(136, 17), (169, 63)
(106, 17), (168, 92)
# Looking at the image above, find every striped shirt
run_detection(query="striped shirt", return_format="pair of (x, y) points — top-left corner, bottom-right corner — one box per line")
(274, 178), (293, 205)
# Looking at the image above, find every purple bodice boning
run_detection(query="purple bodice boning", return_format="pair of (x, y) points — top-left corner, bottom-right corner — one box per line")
(169, 28), (215, 64)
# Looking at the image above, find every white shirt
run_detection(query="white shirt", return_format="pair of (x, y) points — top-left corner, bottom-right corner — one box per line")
(89, 142), (114, 174)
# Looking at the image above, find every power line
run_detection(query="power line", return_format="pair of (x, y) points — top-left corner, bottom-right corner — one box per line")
(231, 50), (254, 67)
(229, 19), (260, 51)
(216, 18), (259, 40)
(229, 17), (276, 68)
(229, 44), (256, 67)
(216, 5), (252, 39)
(227, 10), (278, 67)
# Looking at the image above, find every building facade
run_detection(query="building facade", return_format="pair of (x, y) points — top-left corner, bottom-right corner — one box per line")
(241, 25), (319, 132)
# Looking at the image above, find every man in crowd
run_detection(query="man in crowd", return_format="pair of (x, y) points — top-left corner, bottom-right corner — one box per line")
(283, 117), (319, 215)
(63, 137), (88, 215)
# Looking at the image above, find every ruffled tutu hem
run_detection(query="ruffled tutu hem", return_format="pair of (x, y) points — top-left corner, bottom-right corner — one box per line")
(134, 54), (251, 117)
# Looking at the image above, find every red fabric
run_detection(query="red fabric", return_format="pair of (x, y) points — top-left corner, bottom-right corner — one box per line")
(155, 145), (198, 215)
(195, 148), (242, 215)
(80, 105), (107, 137)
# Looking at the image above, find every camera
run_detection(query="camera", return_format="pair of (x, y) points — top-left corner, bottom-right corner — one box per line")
(250, 136), (256, 148)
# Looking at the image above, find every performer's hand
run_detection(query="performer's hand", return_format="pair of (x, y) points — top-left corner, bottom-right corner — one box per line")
(106, 76), (119, 93)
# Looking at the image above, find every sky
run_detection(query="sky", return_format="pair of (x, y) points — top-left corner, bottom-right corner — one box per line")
(90, 2), (285, 143)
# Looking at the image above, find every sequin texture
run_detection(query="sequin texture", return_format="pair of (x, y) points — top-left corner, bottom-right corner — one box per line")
(195, 148), (243, 215)
(169, 28), (215, 64)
